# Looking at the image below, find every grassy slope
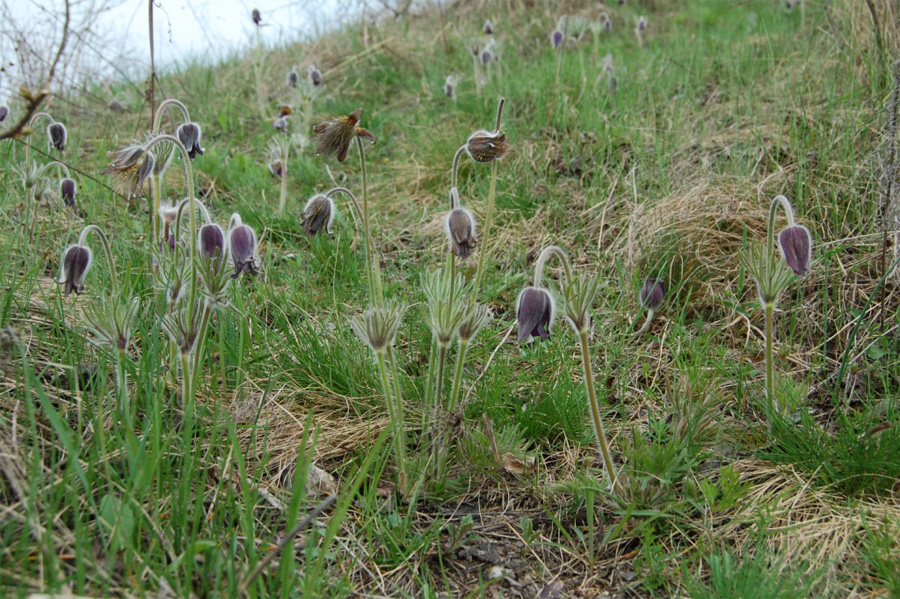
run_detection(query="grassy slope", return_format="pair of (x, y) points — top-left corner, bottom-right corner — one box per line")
(2, 0), (900, 597)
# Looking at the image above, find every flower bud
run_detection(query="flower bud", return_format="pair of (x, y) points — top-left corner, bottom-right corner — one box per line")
(252, 8), (261, 25)
(483, 19), (494, 35)
(228, 215), (259, 278)
(60, 178), (76, 208)
(637, 16), (647, 32)
(286, 69), (300, 88)
(465, 130), (508, 163)
(199, 223), (226, 261)
(307, 65), (323, 87)
(516, 287), (555, 343)
(0, 106), (8, 122)
(176, 122), (204, 160)
(551, 30), (564, 49)
(481, 50), (493, 65)
(640, 278), (666, 312)
(778, 225), (812, 276)
(444, 207), (477, 259)
(300, 194), (335, 237)
(59, 245), (92, 296)
(48, 122), (67, 152)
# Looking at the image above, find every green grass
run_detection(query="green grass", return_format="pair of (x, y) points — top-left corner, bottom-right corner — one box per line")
(2, 0), (900, 596)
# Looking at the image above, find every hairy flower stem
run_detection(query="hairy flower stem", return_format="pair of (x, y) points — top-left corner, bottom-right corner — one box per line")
(376, 350), (406, 495)
(436, 338), (470, 479)
(278, 150), (289, 214)
(763, 195), (794, 414)
(422, 339), (438, 430)
(78, 225), (120, 298)
(189, 304), (213, 400)
(765, 301), (775, 415)
(150, 99), (191, 241)
(434, 345), (448, 420)
(473, 161), (498, 294)
(116, 348), (131, 423)
(357, 135), (383, 305)
(578, 330), (618, 492)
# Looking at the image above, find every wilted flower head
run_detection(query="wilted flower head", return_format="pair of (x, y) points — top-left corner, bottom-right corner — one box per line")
(60, 178), (77, 208)
(228, 214), (259, 278)
(48, 122), (67, 152)
(313, 108), (375, 163)
(199, 223), (226, 261)
(102, 144), (155, 196)
(778, 225), (812, 276)
(466, 129), (508, 163)
(307, 64), (323, 87)
(551, 30), (564, 49)
(640, 278), (666, 312)
(58, 245), (92, 296)
(286, 69), (300, 88)
(445, 205), (477, 259)
(351, 301), (406, 353)
(0, 106), (8, 122)
(252, 8), (261, 25)
(483, 19), (494, 35)
(176, 122), (204, 160)
(516, 286), (555, 343)
(268, 159), (284, 178)
(300, 194), (335, 237)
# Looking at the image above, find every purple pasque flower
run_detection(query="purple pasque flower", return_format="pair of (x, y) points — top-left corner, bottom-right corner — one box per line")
(445, 207), (477, 259)
(286, 69), (300, 88)
(307, 65), (323, 87)
(58, 245), (92, 296)
(176, 122), (204, 160)
(60, 178), (77, 207)
(199, 223), (226, 261)
(778, 225), (812, 276)
(300, 194), (335, 237)
(640, 278), (666, 312)
(516, 286), (555, 343)
(0, 106), (8, 122)
(48, 122), (67, 152)
(551, 30), (564, 49)
(227, 214), (259, 278)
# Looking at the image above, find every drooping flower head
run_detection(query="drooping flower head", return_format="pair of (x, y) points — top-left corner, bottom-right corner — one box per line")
(300, 194), (336, 237)
(252, 8), (261, 25)
(286, 68), (300, 88)
(60, 178), (77, 208)
(47, 122), (67, 152)
(465, 129), (508, 163)
(516, 286), (555, 343)
(313, 108), (376, 163)
(58, 245), (92, 296)
(176, 122), (204, 160)
(228, 214), (259, 278)
(444, 75), (456, 98)
(778, 225), (812, 276)
(101, 143), (155, 196)
(640, 278), (666, 312)
(551, 30), (564, 49)
(199, 223), (226, 261)
(0, 106), (8, 122)
(483, 19), (494, 35)
(268, 159), (284, 178)
(481, 49), (493, 65)
(307, 65), (323, 87)
(637, 16), (648, 32)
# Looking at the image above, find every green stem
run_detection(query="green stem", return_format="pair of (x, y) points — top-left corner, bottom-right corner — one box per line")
(386, 346), (406, 492)
(447, 341), (468, 416)
(278, 150), (289, 214)
(357, 135), (382, 305)
(533, 245), (574, 288)
(434, 344), (448, 417)
(152, 99), (191, 132)
(579, 330), (618, 492)
(473, 161), (498, 294)
(78, 225), (120, 298)
(117, 348), (131, 423)
(422, 338), (437, 431)
(450, 145), (466, 192)
(765, 301), (776, 415)
(376, 351), (406, 495)
(189, 304), (213, 402)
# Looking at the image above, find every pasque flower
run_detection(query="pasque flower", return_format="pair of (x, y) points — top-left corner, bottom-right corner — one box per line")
(300, 194), (335, 237)
(516, 287), (555, 342)
(228, 214), (259, 278)
(0, 106), (8, 122)
(640, 278), (666, 312)
(444, 188), (477, 259)
(778, 225), (812, 276)
(313, 108), (376, 163)
(465, 128), (508, 163)
(199, 223), (226, 261)
(101, 144), (155, 196)
(59, 245), (92, 296)
(176, 123), (204, 160)
(48, 122), (67, 152)
(307, 65), (323, 87)
(60, 178), (77, 207)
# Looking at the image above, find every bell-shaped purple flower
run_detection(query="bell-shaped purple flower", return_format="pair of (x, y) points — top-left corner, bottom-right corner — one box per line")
(483, 19), (494, 35)
(300, 194), (335, 237)
(58, 245), (92, 296)
(551, 30), (564, 49)
(48, 122), (67, 152)
(286, 69), (300, 88)
(252, 8), (261, 25)
(176, 122), (204, 160)
(481, 50), (493, 65)
(640, 278), (666, 312)
(199, 223), (226, 261)
(60, 178), (77, 208)
(637, 16), (648, 32)
(516, 286), (555, 343)
(0, 106), (8, 122)
(444, 207), (477, 259)
(228, 215), (259, 278)
(307, 65), (323, 87)
(778, 225), (812, 276)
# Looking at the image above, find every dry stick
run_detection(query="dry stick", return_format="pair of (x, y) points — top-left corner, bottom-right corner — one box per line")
(239, 493), (337, 593)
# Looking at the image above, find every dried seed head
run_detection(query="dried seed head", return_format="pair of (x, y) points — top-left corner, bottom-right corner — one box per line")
(307, 65), (323, 87)
(300, 194), (335, 237)
(350, 301), (406, 353)
(444, 207), (477, 259)
(48, 122), (67, 152)
(551, 30), (564, 49)
(516, 286), (555, 343)
(313, 108), (375, 162)
(286, 69), (300, 88)
(639, 278), (666, 312)
(176, 122), (204, 160)
(199, 223), (226, 261)
(778, 225), (812, 276)
(252, 8), (261, 25)
(0, 106), (8, 122)
(59, 245), (92, 296)
(102, 143), (155, 196)
(483, 19), (494, 35)
(228, 215), (259, 278)
(60, 178), (76, 208)
(466, 130), (508, 163)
